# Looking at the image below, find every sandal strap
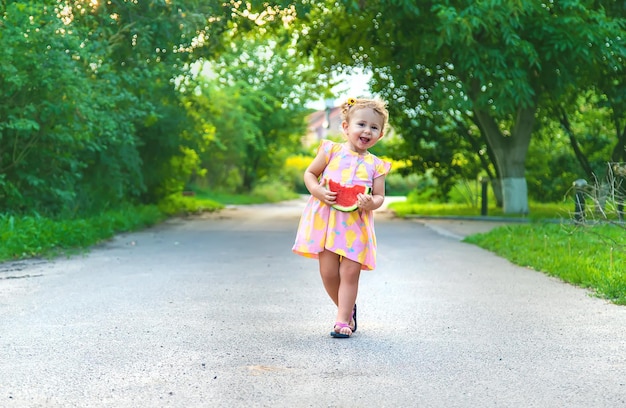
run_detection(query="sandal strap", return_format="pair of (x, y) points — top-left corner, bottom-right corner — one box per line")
(334, 322), (351, 329)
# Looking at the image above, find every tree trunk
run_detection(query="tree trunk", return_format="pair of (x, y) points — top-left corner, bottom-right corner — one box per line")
(490, 178), (503, 208)
(473, 106), (536, 214)
(468, 115), (503, 207)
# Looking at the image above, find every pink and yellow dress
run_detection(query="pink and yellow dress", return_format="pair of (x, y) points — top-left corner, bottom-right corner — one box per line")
(292, 140), (392, 271)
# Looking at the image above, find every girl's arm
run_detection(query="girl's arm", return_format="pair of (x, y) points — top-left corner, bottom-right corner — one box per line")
(358, 175), (386, 211)
(303, 150), (337, 206)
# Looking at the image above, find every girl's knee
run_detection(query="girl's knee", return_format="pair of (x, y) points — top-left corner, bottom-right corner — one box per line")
(339, 258), (361, 279)
(319, 250), (340, 263)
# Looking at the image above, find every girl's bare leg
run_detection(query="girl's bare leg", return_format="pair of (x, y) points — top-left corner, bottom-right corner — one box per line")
(318, 250), (341, 306)
(319, 250), (360, 336)
(336, 257), (361, 335)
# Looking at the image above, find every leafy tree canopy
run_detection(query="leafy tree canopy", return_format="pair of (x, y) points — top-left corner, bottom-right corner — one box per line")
(287, 0), (626, 212)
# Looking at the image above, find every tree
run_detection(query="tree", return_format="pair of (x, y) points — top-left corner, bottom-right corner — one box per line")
(189, 33), (317, 192)
(544, 1), (626, 185)
(65, 0), (239, 201)
(0, 2), (145, 215)
(0, 0), (328, 215)
(290, 0), (626, 213)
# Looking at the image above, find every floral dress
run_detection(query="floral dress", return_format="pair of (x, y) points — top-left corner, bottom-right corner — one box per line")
(292, 140), (392, 271)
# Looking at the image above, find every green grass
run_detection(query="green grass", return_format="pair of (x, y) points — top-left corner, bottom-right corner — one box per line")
(194, 190), (270, 205)
(0, 186), (294, 263)
(193, 184), (299, 205)
(389, 199), (626, 305)
(389, 200), (569, 220)
(0, 193), (226, 263)
(158, 193), (224, 215)
(465, 222), (626, 305)
(0, 205), (166, 261)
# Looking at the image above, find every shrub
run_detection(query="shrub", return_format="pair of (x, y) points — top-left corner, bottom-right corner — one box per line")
(252, 181), (300, 202)
(157, 193), (223, 216)
(284, 154), (312, 194)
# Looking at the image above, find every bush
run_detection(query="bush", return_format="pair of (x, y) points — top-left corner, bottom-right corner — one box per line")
(385, 173), (420, 196)
(284, 154), (312, 194)
(157, 193), (223, 216)
(252, 181), (300, 202)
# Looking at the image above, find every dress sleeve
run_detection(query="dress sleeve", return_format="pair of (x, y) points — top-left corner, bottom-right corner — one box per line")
(318, 139), (336, 164)
(317, 139), (341, 164)
(373, 158), (392, 179)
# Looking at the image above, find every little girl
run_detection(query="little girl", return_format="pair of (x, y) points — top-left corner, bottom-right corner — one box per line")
(293, 97), (391, 338)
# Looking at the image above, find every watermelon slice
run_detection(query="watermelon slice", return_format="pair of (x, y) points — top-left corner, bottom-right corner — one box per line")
(327, 179), (371, 212)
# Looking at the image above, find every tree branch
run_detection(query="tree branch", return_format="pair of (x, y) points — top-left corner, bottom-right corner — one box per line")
(558, 107), (595, 180)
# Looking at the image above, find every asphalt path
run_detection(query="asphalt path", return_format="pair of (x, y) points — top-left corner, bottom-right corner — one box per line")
(1, 198), (625, 407)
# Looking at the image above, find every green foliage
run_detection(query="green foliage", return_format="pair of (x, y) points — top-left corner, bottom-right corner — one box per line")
(527, 90), (619, 202)
(193, 190), (269, 205)
(190, 184), (298, 204)
(0, 3), (172, 215)
(284, 154), (312, 194)
(0, 2), (141, 215)
(0, 193), (226, 263)
(189, 34), (315, 194)
(251, 181), (300, 203)
(157, 193), (223, 216)
(465, 223), (626, 305)
(393, 172), (479, 203)
(0, 205), (164, 261)
(0, 1), (315, 216)
(384, 173), (420, 196)
(447, 179), (489, 207)
(73, 1), (229, 203)
(5, 0), (621, 224)
(291, 0), (626, 213)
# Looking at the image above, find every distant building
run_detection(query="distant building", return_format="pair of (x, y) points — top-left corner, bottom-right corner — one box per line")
(302, 106), (343, 147)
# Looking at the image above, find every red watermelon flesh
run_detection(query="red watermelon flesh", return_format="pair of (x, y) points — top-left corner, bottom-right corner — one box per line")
(327, 179), (371, 212)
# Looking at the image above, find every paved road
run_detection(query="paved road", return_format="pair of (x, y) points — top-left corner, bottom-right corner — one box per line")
(1, 199), (625, 407)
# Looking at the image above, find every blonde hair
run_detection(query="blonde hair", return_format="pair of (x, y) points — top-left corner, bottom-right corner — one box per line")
(341, 98), (389, 133)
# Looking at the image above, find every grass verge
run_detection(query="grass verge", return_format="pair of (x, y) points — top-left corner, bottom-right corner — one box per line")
(0, 205), (166, 262)
(0, 184), (297, 264)
(389, 200), (569, 220)
(0, 194), (225, 263)
(389, 200), (626, 305)
(465, 223), (626, 305)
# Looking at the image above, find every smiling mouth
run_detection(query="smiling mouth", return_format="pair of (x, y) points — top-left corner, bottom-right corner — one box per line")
(359, 137), (370, 144)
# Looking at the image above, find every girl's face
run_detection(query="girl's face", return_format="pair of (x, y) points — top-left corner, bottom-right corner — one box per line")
(342, 107), (385, 154)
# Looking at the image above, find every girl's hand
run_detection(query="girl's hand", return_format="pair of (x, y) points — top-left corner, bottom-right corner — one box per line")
(357, 193), (374, 211)
(314, 183), (337, 206)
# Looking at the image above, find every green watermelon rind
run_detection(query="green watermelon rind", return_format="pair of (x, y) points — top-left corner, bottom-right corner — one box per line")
(327, 180), (372, 212)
